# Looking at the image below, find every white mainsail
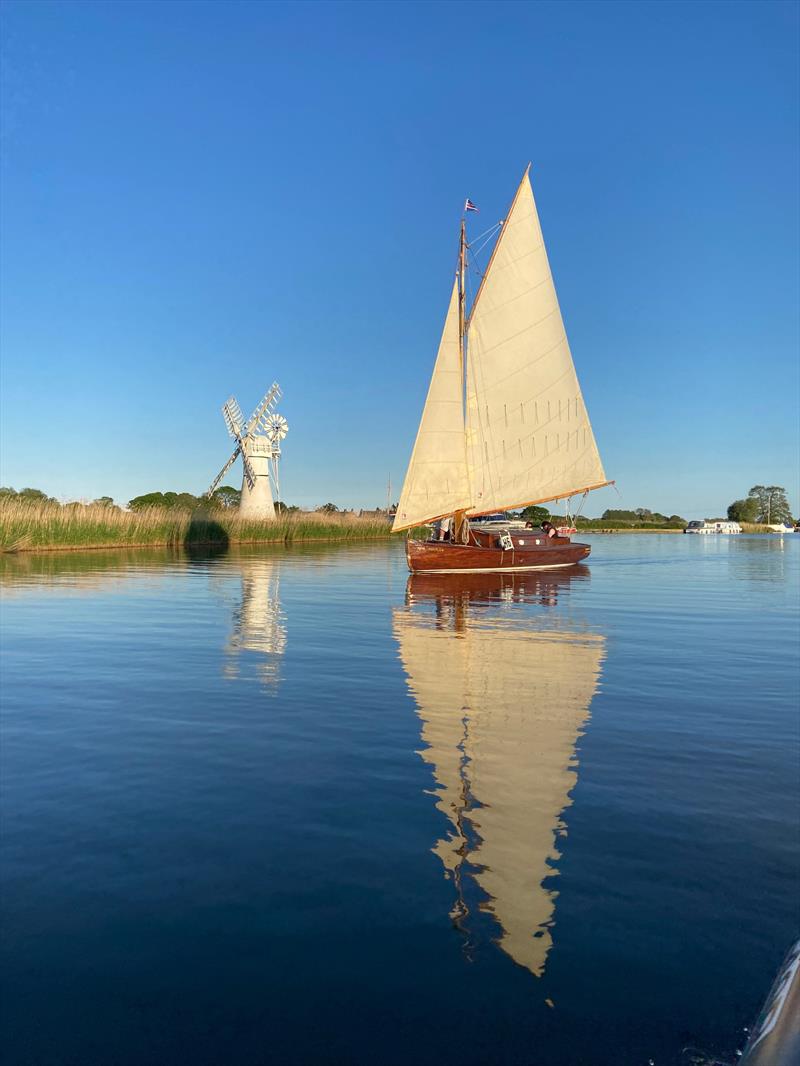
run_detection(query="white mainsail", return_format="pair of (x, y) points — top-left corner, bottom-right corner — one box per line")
(393, 603), (605, 976)
(466, 171), (609, 515)
(392, 280), (472, 532)
(393, 168), (610, 531)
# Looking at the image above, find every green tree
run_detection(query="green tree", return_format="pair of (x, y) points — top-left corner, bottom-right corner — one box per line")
(129, 492), (167, 511)
(748, 485), (792, 525)
(318, 503), (339, 513)
(129, 491), (202, 511)
(727, 498), (759, 523)
(0, 486), (17, 498)
(18, 487), (53, 502)
(93, 496), (116, 508)
(174, 492), (200, 510)
(520, 505), (550, 525)
(211, 486), (241, 509)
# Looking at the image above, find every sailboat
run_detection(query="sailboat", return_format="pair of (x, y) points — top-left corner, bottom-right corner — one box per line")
(392, 166), (612, 573)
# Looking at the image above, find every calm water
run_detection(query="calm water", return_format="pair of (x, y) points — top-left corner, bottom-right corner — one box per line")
(1, 536), (798, 1066)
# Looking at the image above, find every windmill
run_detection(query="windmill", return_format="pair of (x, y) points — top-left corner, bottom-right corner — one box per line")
(206, 382), (289, 519)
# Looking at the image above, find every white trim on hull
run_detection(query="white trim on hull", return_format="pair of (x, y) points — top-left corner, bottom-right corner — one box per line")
(413, 562), (580, 574)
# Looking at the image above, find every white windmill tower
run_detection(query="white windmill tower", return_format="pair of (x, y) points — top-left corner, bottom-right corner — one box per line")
(206, 382), (289, 519)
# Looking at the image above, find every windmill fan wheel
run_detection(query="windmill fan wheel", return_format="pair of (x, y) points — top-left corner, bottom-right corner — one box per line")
(265, 413), (288, 442)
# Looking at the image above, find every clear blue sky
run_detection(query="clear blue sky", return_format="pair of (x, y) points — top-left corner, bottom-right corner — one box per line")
(1, 0), (797, 518)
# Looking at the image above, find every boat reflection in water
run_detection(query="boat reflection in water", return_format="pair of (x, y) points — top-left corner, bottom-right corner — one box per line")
(393, 567), (605, 977)
(224, 556), (286, 689)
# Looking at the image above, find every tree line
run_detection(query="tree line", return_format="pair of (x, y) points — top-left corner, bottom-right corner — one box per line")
(727, 486), (793, 525)
(127, 490), (303, 512)
(4, 484), (793, 526)
(0, 486), (363, 515)
(0, 485), (260, 511)
(519, 504), (686, 529)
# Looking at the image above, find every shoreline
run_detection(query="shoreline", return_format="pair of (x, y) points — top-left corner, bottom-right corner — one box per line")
(0, 501), (403, 554)
(0, 534), (396, 555)
(580, 528), (682, 535)
(3, 527), (789, 555)
(1, 500), (787, 555)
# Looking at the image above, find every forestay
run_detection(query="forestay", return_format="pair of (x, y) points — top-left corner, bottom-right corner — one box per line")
(392, 281), (473, 532)
(465, 172), (609, 515)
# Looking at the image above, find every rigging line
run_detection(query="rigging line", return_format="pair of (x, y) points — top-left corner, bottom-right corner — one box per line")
(464, 224), (502, 291)
(470, 230), (502, 262)
(462, 219), (501, 246)
(467, 230), (502, 283)
(471, 226), (502, 259)
(573, 490), (590, 519)
(465, 243), (484, 288)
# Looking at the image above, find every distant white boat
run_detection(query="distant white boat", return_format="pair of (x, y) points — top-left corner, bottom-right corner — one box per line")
(684, 520), (742, 535)
(765, 523), (794, 534)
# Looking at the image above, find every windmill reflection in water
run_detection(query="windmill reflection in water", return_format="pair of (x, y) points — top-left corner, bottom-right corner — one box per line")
(393, 567), (605, 977)
(223, 556), (286, 689)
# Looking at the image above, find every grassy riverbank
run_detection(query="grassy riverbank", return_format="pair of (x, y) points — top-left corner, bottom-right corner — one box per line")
(2, 500), (784, 553)
(0, 499), (396, 552)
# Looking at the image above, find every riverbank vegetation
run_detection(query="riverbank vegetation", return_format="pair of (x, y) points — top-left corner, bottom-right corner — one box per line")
(2, 486), (792, 553)
(520, 505), (688, 531)
(0, 498), (394, 553)
(727, 485), (793, 525)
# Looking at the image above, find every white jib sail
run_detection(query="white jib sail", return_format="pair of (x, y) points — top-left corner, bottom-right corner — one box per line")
(392, 280), (473, 532)
(466, 171), (608, 515)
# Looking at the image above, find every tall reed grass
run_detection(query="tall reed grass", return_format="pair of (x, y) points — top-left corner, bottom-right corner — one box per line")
(740, 522), (786, 533)
(0, 499), (396, 552)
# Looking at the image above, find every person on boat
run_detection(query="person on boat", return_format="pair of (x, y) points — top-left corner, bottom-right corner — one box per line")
(436, 516), (452, 542)
(541, 520), (557, 539)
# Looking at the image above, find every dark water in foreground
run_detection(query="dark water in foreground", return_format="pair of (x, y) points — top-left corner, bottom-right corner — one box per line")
(1, 535), (798, 1066)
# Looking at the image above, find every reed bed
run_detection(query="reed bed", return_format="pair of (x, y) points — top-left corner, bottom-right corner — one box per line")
(0, 500), (395, 552)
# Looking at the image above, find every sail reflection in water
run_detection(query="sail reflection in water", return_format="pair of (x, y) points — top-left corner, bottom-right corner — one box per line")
(394, 568), (604, 976)
(224, 557), (286, 688)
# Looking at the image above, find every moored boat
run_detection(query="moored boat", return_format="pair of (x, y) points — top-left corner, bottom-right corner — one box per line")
(392, 166), (612, 573)
(684, 520), (742, 535)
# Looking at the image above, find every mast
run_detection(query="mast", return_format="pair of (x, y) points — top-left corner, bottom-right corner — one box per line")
(458, 218), (467, 383)
(453, 218), (469, 542)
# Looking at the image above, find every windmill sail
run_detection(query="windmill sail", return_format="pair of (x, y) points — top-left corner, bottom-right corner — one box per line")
(393, 596), (605, 976)
(392, 281), (472, 532)
(466, 171), (609, 515)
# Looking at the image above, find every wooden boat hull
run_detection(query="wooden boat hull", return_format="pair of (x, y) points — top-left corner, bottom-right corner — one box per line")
(406, 534), (591, 573)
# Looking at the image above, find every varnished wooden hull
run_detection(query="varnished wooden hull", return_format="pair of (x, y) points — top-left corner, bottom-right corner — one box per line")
(406, 534), (591, 573)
